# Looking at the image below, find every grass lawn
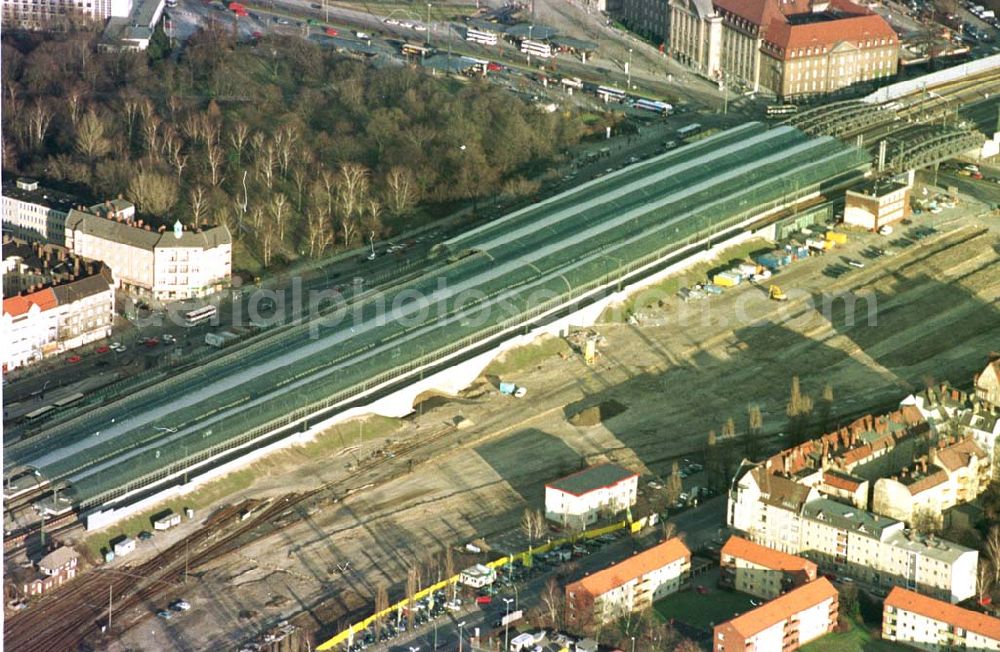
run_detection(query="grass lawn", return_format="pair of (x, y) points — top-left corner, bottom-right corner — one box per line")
(654, 588), (757, 630)
(800, 617), (910, 652)
(484, 335), (571, 376)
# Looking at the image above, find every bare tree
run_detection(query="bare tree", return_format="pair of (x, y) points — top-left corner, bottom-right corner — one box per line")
(383, 165), (420, 217)
(444, 545), (455, 580)
(141, 112), (162, 162)
(987, 526), (1000, 584)
(163, 133), (189, 180)
(335, 163), (369, 246)
(189, 186), (208, 225)
(25, 99), (53, 151)
(662, 520), (677, 541)
(65, 86), (85, 131)
(269, 192), (290, 242)
(406, 566), (419, 628)
(205, 141), (225, 186)
(666, 461), (684, 504)
(291, 164), (308, 212)
(274, 124), (298, 177)
(539, 577), (563, 629)
(255, 141), (276, 190)
(307, 208), (333, 258)
(722, 417), (736, 439)
(979, 559), (993, 602)
(260, 228), (275, 267)
(374, 583), (389, 633)
(228, 122), (250, 166)
(122, 95), (142, 147)
(76, 109), (110, 162)
(521, 508), (546, 552)
(128, 170), (178, 216)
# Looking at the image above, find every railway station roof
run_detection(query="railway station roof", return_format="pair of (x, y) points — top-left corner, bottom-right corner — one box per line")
(505, 23), (558, 40)
(549, 36), (598, 51)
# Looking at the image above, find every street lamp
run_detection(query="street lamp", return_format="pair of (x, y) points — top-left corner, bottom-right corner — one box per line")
(627, 48), (633, 90)
(631, 635), (636, 652)
(457, 621), (467, 652)
(426, 3), (431, 46)
(503, 597), (514, 651)
(527, 24), (534, 65)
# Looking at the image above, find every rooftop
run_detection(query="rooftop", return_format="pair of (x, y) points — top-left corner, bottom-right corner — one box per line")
(721, 535), (817, 573)
(38, 546), (79, 571)
(65, 207), (231, 252)
(802, 498), (900, 539)
(822, 469), (865, 491)
(721, 578), (837, 639)
(886, 587), (1000, 641)
(2, 178), (79, 213)
(567, 537), (690, 597)
(935, 437), (988, 472)
(546, 463), (637, 497)
(849, 178), (909, 197)
(884, 530), (974, 564)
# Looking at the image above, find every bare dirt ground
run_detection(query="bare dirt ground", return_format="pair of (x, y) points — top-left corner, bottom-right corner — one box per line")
(100, 197), (1000, 651)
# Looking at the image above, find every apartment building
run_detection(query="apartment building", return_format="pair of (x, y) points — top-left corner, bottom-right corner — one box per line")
(2, 0), (131, 28)
(713, 578), (838, 652)
(977, 359), (1000, 408)
(65, 201), (231, 301)
(872, 437), (990, 526)
(883, 587), (1000, 650)
(2, 259), (114, 371)
(727, 463), (820, 554)
(1, 178), (78, 245)
(720, 535), (818, 599)
(545, 464), (639, 528)
(565, 537), (690, 626)
(616, 0), (671, 45)
(668, 0), (899, 99)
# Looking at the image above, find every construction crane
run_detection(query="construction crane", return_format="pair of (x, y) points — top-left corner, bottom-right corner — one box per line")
(769, 285), (788, 302)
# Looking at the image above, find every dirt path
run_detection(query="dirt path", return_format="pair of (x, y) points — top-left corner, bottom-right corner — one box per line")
(108, 204), (1000, 651)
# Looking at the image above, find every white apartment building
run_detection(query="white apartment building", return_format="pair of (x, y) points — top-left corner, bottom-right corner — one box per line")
(545, 463), (639, 528)
(2, 0), (132, 28)
(65, 201), (231, 301)
(2, 179), (77, 245)
(2, 266), (114, 371)
(565, 537), (690, 626)
(884, 586), (1000, 650)
(978, 360), (1000, 408)
(713, 578), (838, 652)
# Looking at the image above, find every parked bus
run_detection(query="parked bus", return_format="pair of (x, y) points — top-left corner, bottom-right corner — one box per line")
(765, 104), (798, 117)
(520, 39), (552, 58)
(596, 85), (627, 103)
(676, 123), (703, 138)
(183, 305), (217, 326)
(465, 28), (498, 46)
(560, 76), (583, 90)
(634, 98), (673, 115)
(401, 43), (432, 57)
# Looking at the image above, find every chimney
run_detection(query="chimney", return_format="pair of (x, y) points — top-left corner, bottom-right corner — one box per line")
(137, 219), (143, 228)
(144, 225), (151, 231)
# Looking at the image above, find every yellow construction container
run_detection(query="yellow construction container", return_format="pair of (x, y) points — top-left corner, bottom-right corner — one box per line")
(826, 231), (848, 245)
(713, 273), (739, 288)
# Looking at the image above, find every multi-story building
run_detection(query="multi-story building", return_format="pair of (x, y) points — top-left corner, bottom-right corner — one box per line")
(2, 0), (132, 28)
(616, 0), (671, 46)
(977, 359), (1000, 408)
(65, 200), (231, 301)
(872, 437), (990, 526)
(712, 578), (838, 652)
(668, 0), (899, 100)
(720, 535), (818, 599)
(727, 463), (820, 554)
(2, 256), (114, 371)
(843, 178), (912, 231)
(883, 586), (1000, 650)
(565, 537), (690, 626)
(545, 463), (639, 528)
(1, 178), (78, 245)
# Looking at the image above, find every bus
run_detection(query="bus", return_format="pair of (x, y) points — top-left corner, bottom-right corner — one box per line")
(634, 98), (673, 115)
(596, 85), (627, 103)
(52, 393), (85, 408)
(465, 28), (498, 46)
(401, 43), (432, 57)
(184, 305), (218, 326)
(520, 39), (551, 58)
(676, 123), (703, 138)
(560, 76), (583, 90)
(765, 104), (798, 117)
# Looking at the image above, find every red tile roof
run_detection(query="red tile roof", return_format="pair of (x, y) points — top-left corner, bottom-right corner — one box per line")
(721, 536), (817, 574)
(2, 288), (58, 317)
(823, 470), (863, 492)
(886, 587), (1000, 642)
(566, 538), (690, 597)
(721, 578), (838, 639)
(936, 438), (987, 472)
(766, 14), (896, 54)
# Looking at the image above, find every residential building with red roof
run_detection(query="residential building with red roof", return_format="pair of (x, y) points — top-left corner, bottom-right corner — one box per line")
(668, 0), (898, 99)
(883, 586), (1000, 650)
(2, 237), (114, 370)
(713, 578), (838, 652)
(565, 537), (690, 626)
(976, 357), (1000, 408)
(545, 463), (639, 528)
(720, 535), (818, 598)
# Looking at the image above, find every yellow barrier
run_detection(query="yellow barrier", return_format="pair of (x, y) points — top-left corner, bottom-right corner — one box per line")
(317, 521), (630, 650)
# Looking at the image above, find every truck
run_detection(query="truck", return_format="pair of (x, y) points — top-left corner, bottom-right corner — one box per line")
(499, 382), (528, 398)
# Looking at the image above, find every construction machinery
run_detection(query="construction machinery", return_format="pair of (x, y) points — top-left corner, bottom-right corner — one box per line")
(769, 285), (788, 301)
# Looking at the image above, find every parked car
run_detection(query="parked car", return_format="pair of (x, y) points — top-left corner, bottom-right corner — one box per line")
(170, 599), (191, 611)
(157, 609), (173, 620)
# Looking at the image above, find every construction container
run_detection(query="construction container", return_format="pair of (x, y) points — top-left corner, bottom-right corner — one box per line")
(738, 263), (759, 277)
(499, 382), (516, 395)
(703, 284), (724, 295)
(713, 271), (742, 288)
(806, 238), (828, 251)
(826, 231), (848, 245)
